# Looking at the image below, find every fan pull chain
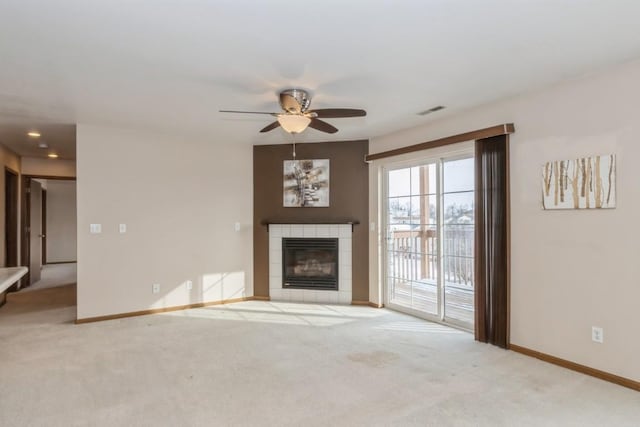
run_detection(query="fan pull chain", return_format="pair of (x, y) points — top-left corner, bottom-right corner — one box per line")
(292, 134), (296, 159)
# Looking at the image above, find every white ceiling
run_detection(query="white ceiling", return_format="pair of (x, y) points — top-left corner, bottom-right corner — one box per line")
(1, 1), (640, 159)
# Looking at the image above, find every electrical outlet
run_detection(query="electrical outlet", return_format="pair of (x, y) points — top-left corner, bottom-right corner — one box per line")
(592, 326), (604, 343)
(119, 224), (127, 233)
(90, 224), (102, 234)
(234, 222), (241, 232)
(152, 283), (160, 294)
(186, 280), (193, 290)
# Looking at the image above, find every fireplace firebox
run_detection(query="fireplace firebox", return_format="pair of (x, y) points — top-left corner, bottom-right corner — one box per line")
(282, 238), (339, 290)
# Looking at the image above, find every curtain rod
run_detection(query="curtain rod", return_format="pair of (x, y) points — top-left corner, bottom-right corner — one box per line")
(365, 123), (515, 162)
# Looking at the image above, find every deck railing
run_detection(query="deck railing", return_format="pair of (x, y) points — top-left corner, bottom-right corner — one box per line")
(388, 226), (474, 288)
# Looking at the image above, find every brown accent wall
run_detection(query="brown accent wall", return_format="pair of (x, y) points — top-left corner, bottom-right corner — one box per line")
(253, 140), (369, 301)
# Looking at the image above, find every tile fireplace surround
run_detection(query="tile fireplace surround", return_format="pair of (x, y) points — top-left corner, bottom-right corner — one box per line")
(269, 224), (352, 303)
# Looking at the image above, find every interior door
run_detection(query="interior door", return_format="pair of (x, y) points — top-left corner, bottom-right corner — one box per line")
(29, 180), (43, 285)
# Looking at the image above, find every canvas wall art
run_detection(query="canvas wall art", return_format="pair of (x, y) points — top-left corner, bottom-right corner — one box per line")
(283, 159), (330, 207)
(542, 154), (616, 210)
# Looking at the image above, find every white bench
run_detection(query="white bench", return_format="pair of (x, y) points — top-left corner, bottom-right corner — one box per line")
(0, 267), (29, 293)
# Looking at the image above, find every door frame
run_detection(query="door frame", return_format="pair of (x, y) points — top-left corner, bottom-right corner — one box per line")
(20, 174), (76, 287)
(4, 168), (19, 293)
(5, 167), (19, 267)
(41, 189), (47, 265)
(382, 158), (442, 324)
(381, 146), (475, 331)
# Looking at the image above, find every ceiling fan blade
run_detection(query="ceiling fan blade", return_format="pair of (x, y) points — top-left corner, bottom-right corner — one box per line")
(309, 108), (366, 118)
(219, 110), (279, 116)
(259, 121), (281, 133)
(308, 118), (338, 134)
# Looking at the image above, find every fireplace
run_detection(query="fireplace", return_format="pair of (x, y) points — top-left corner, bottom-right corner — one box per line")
(268, 224), (352, 304)
(282, 238), (339, 290)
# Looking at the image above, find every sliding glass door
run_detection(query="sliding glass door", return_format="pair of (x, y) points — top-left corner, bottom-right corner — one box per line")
(385, 154), (475, 330)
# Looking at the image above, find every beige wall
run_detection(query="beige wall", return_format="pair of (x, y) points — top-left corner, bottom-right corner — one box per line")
(76, 124), (253, 319)
(369, 59), (640, 382)
(22, 157), (76, 178)
(46, 180), (77, 263)
(0, 144), (21, 267)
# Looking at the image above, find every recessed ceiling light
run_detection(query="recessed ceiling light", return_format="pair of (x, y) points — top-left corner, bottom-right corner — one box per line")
(47, 153), (58, 158)
(38, 142), (49, 149)
(28, 131), (41, 138)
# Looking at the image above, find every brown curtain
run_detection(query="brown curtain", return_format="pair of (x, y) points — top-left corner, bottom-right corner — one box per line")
(475, 134), (510, 348)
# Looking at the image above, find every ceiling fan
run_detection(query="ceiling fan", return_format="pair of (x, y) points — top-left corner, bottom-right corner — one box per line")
(220, 89), (366, 134)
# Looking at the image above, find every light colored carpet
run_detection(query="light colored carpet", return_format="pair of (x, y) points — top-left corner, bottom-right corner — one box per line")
(21, 263), (77, 292)
(0, 286), (638, 426)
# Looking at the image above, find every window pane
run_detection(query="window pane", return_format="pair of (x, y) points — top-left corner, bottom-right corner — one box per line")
(388, 168), (411, 197)
(443, 192), (474, 225)
(388, 196), (411, 224)
(388, 228), (417, 256)
(443, 158), (474, 193)
(411, 164), (437, 195)
(413, 251), (438, 282)
(408, 195), (437, 225)
(443, 285), (474, 324)
(410, 280), (438, 315)
(442, 225), (474, 257)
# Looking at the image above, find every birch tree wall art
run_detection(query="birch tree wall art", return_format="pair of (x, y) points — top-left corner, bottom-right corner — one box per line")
(542, 154), (616, 210)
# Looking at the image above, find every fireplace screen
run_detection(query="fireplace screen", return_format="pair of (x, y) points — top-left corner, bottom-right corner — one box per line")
(282, 238), (339, 290)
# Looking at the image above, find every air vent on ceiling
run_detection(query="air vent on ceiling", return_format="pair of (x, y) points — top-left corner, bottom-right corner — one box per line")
(417, 105), (445, 116)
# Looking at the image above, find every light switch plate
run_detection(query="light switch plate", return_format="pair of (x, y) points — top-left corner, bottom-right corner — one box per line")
(119, 224), (127, 233)
(234, 222), (241, 232)
(90, 224), (102, 234)
(592, 326), (604, 343)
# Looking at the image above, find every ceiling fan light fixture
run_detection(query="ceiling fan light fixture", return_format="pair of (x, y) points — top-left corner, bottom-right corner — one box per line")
(277, 114), (311, 134)
(220, 88), (366, 134)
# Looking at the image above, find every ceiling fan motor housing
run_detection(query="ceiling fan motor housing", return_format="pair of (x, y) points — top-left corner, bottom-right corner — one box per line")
(279, 89), (311, 114)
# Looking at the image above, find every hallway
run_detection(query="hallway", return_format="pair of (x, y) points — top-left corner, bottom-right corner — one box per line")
(21, 263), (77, 292)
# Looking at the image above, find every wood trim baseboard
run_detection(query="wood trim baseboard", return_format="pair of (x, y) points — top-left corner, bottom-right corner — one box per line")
(510, 344), (640, 392)
(351, 300), (384, 308)
(365, 123), (515, 162)
(75, 296), (266, 324)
